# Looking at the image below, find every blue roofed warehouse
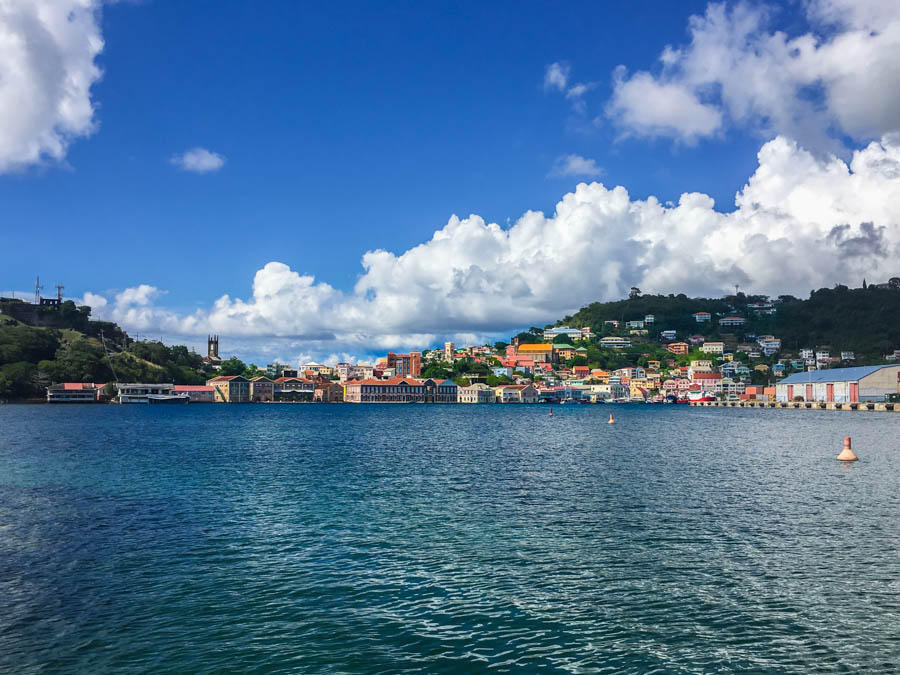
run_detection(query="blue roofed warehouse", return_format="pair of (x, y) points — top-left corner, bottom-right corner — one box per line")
(776, 364), (900, 403)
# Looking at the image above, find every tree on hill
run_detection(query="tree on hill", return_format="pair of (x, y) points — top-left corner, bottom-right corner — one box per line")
(513, 331), (540, 345)
(218, 357), (247, 377)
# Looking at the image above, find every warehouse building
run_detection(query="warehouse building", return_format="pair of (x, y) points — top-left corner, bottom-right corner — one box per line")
(776, 365), (900, 403)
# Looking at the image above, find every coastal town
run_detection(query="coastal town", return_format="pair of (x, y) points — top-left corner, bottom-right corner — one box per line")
(40, 296), (900, 407)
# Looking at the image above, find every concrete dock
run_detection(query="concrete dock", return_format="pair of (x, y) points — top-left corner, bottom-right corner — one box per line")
(689, 400), (899, 412)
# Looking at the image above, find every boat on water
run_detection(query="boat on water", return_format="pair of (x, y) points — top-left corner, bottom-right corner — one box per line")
(147, 394), (190, 404)
(117, 383), (188, 404)
(687, 391), (716, 403)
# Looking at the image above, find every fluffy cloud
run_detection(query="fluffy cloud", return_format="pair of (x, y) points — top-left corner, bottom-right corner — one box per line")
(549, 154), (604, 177)
(543, 62), (570, 92)
(84, 134), (900, 358)
(170, 147), (226, 173)
(544, 61), (595, 113)
(606, 68), (722, 143)
(605, 1), (900, 149)
(0, 0), (103, 172)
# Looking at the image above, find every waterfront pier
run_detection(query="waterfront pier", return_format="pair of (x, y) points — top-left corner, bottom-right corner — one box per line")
(689, 400), (899, 412)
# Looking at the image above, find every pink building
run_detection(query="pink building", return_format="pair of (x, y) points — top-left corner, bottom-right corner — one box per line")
(174, 385), (215, 402)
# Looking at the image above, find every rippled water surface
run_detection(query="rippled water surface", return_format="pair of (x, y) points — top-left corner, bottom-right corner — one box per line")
(1, 404), (900, 673)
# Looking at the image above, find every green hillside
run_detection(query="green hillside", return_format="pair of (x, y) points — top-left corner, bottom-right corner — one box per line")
(0, 303), (213, 400)
(555, 283), (900, 364)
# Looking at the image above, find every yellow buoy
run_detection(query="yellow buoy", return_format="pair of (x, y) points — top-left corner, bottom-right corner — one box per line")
(837, 436), (858, 461)
(608, 413), (615, 425)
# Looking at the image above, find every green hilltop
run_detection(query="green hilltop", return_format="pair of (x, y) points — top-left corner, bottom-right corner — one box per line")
(551, 282), (900, 363)
(0, 298), (218, 400)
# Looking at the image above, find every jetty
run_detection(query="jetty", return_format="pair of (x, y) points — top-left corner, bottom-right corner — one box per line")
(689, 400), (899, 412)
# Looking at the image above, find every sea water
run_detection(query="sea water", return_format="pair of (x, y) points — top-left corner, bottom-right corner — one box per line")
(1, 404), (899, 673)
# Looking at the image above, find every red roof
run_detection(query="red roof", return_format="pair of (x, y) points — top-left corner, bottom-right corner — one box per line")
(346, 377), (421, 386)
(62, 382), (95, 390)
(692, 372), (722, 380)
(174, 385), (214, 392)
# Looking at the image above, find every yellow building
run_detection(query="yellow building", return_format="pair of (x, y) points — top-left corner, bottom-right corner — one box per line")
(553, 344), (576, 360)
(516, 343), (554, 363)
(207, 375), (251, 403)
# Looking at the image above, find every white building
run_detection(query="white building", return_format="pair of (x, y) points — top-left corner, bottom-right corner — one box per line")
(458, 383), (495, 403)
(543, 326), (587, 341)
(599, 336), (631, 349)
(718, 316), (746, 327)
(700, 341), (724, 355)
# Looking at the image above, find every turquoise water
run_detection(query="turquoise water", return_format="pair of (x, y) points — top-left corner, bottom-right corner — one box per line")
(1, 403), (899, 673)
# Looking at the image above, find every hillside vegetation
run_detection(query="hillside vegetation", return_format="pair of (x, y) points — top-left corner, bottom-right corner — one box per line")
(557, 284), (900, 363)
(0, 304), (211, 400)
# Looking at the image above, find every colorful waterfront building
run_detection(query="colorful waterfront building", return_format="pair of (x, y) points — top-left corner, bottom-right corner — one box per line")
(494, 384), (538, 403)
(314, 382), (344, 402)
(174, 385), (215, 402)
(207, 375), (250, 403)
(273, 377), (315, 401)
(249, 376), (275, 402)
(46, 382), (100, 403)
(458, 383), (496, 403)
(344, 377), (457, 403)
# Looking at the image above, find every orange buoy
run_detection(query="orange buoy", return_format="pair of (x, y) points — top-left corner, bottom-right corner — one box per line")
(837, 436), (858, 462)
(608, 413), (615, 425)
(549, 407), (553, 417)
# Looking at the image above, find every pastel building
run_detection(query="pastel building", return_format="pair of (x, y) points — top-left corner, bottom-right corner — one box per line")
(207, 375), (250, 403)
(273, 377), (315, 401)
(344, 377), (457, 403)
(700, 341), (725, 355)
(46, 382), (100, 403)
(458, 383), (496, 403)
(516, 343), (554, 363)
(174, 385), (215, 402)
(250, 376), (275, 402)
(494, 384), (538, 403)
(387, 351), (422, 378)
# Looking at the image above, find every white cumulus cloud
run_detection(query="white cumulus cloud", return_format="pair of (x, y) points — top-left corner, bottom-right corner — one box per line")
(604, 1), (900, 150)
(0, 0), (103, 172)
(549, 154), (604, 177)
(82, 134), (900, 359)
(170, 147), (226, 173)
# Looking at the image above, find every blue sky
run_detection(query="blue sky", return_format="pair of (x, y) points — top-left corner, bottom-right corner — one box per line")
(2, 0), (899, 363)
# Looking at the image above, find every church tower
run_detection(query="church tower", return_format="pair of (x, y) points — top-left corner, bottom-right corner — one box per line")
(207, 335), (220, 361)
